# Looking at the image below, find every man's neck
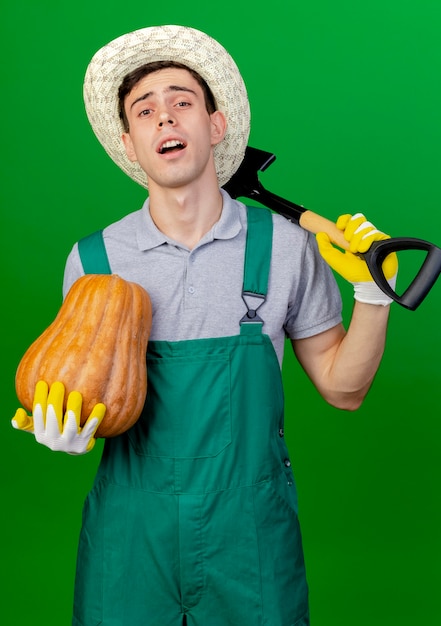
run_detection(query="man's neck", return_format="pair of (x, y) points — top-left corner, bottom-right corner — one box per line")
(148, 181), (224, 249)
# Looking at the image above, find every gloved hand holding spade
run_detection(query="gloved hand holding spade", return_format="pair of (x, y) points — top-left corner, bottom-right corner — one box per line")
(316, 212), (398, 306)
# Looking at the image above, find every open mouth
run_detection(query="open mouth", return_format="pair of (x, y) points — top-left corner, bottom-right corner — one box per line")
(158, 140), (186, 155)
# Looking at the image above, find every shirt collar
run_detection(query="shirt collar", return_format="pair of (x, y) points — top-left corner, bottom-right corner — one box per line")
(136, 189), (244, 252)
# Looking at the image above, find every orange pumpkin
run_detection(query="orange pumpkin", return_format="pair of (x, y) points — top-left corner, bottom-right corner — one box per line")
(15, 274), (152, 437)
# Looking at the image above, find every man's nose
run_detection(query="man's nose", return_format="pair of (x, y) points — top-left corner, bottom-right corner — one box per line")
(157, 110), (175, 127)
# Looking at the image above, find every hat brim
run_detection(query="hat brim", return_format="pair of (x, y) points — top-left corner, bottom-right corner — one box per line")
(83, 25), (250, 188)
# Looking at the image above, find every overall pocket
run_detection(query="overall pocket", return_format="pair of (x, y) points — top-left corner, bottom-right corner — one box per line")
(128, 352), (232, 459)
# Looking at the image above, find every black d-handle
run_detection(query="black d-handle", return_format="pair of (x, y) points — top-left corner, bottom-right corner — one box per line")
(364, 238), (441, 310)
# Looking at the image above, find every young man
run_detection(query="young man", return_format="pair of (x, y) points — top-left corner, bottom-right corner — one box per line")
(12, 25), (397, 626)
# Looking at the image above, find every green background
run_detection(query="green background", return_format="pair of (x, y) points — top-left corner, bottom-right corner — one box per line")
(1, 0), (440, 624)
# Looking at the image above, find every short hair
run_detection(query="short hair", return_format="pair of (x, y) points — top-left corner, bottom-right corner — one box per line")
(118, 61), (217, 132)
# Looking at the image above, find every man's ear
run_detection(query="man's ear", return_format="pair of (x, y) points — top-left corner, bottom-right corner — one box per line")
(210, 111), (227, 147)
(122, 132), (137, 162)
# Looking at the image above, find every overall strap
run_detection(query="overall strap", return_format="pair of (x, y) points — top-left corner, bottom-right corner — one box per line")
(241, 206), (273, 324)
(77, 229), (112, 275)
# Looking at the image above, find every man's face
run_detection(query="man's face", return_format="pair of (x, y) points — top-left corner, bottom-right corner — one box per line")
(121, 67), (226, 190)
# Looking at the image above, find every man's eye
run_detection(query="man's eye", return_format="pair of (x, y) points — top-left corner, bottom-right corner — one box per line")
(139, 109), (152, 117)
(176, 101), (190, 107)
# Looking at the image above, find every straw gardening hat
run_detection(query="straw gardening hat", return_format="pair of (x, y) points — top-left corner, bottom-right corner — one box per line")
(83, 25), (250, 188)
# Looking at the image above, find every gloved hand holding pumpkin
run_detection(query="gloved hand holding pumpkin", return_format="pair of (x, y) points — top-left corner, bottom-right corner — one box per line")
(12, 274), (153, 446)
(12, 380), (106, 454)
(316, 213), (399, 306)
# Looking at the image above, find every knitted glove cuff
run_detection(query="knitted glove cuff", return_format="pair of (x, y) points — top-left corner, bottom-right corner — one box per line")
(352, 275), (397, 306)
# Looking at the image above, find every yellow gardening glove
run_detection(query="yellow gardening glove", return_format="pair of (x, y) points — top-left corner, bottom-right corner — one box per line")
(12, 381), (106, 454)
(316, 213), (398, 305)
